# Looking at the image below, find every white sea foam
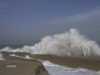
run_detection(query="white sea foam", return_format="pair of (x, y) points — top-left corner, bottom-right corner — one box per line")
(10, 54), (32, 59)
(1, 28), (100, 56)
(0, 53), (4, 60)
(0, 47), (24, 53)
(42, 61), (100, 75)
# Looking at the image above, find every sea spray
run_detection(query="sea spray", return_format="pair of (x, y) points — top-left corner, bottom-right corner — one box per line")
(42, 61), (99, 75)
(1, 28), (100, 56)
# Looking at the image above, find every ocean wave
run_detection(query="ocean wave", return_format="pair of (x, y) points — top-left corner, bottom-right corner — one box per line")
(1, 28), (100, 56)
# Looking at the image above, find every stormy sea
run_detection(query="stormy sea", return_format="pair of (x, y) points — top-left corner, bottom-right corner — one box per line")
(0, 28), (100, 75)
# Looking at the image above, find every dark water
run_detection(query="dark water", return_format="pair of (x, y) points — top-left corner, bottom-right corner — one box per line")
(0, 40), (40, 49)
(0, 45), (25, 49)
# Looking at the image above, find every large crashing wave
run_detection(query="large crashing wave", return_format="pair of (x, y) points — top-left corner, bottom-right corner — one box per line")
(1, 28), (100, 56)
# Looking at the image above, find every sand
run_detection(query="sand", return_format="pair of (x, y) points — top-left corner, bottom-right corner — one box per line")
(1, 51), (100, 75)
(30, 54), (100, 71)
(0, 52), (49, 75)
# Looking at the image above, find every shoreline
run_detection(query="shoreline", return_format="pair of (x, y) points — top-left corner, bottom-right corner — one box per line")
(30, 54), (100, 71)
(1, 51), (100, 71)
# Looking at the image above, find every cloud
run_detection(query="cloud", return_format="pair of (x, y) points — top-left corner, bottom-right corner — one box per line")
(42, 9), (100, 26)
(38, 9), (100, 43)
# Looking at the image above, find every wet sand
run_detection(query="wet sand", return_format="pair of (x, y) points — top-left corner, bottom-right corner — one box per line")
(30, 54), (100, 71)
(0, 61), (43, 75)
(1, 51), (100, 75)
(0, 52), (49, 75)
(3, 51), (100, 71)
(0, 60), (49, 75)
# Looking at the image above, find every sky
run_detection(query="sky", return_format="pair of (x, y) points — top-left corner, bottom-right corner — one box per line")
(0, 0), (100, 45)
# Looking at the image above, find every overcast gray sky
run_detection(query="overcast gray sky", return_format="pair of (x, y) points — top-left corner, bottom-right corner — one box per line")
(0, 0), (100, 45)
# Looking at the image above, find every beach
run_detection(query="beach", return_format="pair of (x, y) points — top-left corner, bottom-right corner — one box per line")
(1, 51), (100, 75)
(30, 54), (100, 71)
(0, 52), (49, 75)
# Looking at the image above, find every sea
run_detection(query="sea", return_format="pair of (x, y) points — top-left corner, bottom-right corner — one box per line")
(0, 28), (100, 75)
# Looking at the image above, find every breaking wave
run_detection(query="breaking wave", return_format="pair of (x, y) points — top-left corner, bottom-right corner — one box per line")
(1, 28), (100, 56)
